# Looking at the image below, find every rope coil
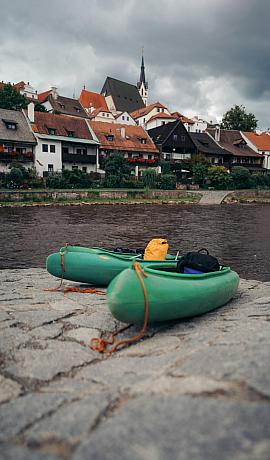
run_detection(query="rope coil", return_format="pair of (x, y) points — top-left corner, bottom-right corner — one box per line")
(89, 261), (149, 353)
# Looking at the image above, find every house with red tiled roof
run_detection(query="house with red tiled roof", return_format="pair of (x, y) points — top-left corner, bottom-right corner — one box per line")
(25, 103), (99, 176)
(79, 89), (108, 114)
(207, 127), (264, 173)
(37, 87), (89, 119)
(90, 121), (159, 177)
(130, 102), (173, 130)
(242, 131), (270, 169)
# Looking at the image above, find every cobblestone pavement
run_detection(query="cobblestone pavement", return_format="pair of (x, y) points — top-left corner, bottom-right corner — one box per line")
(0, 269), (269, 460)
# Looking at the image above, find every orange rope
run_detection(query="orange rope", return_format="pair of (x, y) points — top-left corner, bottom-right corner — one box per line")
(46, 243), (104, 295)
(89, 261), (149, 354)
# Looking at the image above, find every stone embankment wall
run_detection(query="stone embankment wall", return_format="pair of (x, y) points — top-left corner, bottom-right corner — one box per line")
(0, 189), (200, 203)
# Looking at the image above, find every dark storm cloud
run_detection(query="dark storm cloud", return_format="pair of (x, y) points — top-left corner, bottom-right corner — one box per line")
(0, 0), (269, 127)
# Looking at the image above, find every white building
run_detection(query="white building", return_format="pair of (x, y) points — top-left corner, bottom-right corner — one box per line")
(26, 103), (99, 176)
(131, 102), (173, 129)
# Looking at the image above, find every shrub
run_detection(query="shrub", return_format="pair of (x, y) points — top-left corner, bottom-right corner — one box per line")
(46, 173), (67, 189)
(104, 174), (121, 188)
(159, 174), (177, 190)
(160, 160), (171, 174)
(192, 163), (209, 186)
(208, 166), (232, 190)
(231, 166), (254, 189)
(142, 169), (158, 188)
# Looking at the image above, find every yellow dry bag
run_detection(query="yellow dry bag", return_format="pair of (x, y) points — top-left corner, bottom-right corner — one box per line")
(144, 238), (169, 261)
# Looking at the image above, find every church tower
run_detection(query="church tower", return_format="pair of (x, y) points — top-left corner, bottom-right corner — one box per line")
(137, 51), (148, 106)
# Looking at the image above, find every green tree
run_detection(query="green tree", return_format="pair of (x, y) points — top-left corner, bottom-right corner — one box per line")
(103, 152), (129, 187)
(231, 166), (254, 189)
(159, 174), (176, 190)
(208, 166), (232, 190)
(34, 103), (48, 112)
(221, 105), (257, 131)
(0, 83), (27, 111)
(192, 163), (209, 186)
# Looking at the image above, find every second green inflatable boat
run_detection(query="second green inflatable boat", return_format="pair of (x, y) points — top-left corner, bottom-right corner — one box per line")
(46, 246), (176, 286)
(106, 262), (239, 324)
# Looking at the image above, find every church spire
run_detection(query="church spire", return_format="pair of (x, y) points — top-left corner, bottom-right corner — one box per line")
(137, 48), (148, 105)
(139, 53), (146, 86)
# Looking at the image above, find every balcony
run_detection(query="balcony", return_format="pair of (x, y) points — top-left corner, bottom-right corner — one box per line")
(127, 157), (159, 165)
(62, 152), (97, 164)
(0, 151), (34, 162)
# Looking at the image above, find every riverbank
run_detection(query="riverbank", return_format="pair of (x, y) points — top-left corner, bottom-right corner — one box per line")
(0, 268), (269, 460)
(2, 188), (270, 207)
(0, 189), (201, 207)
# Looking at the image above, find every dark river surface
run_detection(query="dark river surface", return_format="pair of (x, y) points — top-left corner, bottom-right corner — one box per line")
(0, 204), (269, 281)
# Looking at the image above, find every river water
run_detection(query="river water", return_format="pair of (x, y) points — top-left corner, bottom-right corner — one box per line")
(0, 204), (269, 281)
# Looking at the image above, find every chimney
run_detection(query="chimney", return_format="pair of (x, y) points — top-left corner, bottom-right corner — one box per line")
(120, 127), (125, 138)
(51, 86), (58, 100)
(215, 126), (220, 142)
(27, 102), (35, 123)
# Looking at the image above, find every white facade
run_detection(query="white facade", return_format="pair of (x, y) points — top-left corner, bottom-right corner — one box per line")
(105, 95), (117, 114)
(34, 135), (62, 176)
(19, 82), (38, 100)
(114, 112), (136, 125)
(135, 105), (171, 128)
(189, 117), (208, 133)
(241, 132), (270, 170)
(90, 109), (115, 123)
(146, 116), (176, 130)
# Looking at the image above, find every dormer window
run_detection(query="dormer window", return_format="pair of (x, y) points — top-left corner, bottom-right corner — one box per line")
(141, 138), (147, 144)
(157, 108), (160, 112)
(2, 119), (17, 130)
(74, 107), (80, 112)
(67, 130), (74, 137)
(59, 103), (65, 109)
(106, 135), (114, 141)
(48, 128), (56, 135)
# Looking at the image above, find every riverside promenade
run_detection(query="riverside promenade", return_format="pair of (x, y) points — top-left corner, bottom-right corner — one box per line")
(0, 268), (269, 460)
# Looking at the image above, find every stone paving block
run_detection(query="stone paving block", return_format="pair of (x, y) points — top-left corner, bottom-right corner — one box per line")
(64, 327), (101, 344)
(30, 323), (63, 340)
(12, 309), (74, 329)
(64, 311), (117, 331)
(175, 342), (270, 398)
(26, 393), (111, 444)
(5, 340), (98, 381)
(0, 393), (67, 441)
(0, 327), (31, 354)
(0, 376), (22, 404)
(71, 396), (270, 460)
(0, 444), (59, 460)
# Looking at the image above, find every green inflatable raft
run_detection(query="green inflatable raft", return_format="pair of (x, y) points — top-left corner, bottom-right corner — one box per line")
(46, 246), (176, 286)
(106, 262), (239, 324)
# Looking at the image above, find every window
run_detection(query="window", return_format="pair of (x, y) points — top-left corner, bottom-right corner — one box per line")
(77, 148), (82, 154)
(141, 138), (146, 144)
(75, 107), (80, 112)
(67, 131), (74, 137)
(157, 108), (160, 112)
(106, 113), (109, 117)
(48, 128), (56, 135)
(48, 164), (54, 172)
(83, 148), (87, 155)
(82, 167), (87, 173)
(127, 116), (129, 121)
(3, 119), (17, 130)
(181, 135), (186, 142)
(42, 144), (48, 152)
(173, 134), (178, 142)
(102, 113), (105, 117)
(50, 145), (56, 153)
(72, 165), (78, 170)
(62, 147), (69, 154)
(122, 116), (125, 120)
(106, 135), (114, 141)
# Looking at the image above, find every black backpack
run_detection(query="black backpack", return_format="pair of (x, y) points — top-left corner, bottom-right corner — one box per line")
(177, 248), (220, 274)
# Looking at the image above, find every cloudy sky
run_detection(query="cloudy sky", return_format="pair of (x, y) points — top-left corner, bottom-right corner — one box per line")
(1, 0), (269, 127)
